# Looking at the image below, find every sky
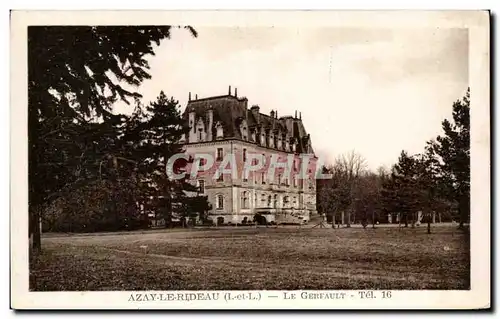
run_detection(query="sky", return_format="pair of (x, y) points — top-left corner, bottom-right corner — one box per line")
(114, 27), (469, 171)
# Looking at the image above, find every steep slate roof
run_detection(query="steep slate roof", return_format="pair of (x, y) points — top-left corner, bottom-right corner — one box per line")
(183, 95), (247, 140)
(183, 93), (314, 154)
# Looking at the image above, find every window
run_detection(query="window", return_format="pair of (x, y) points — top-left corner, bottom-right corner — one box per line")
(254, 193), (258, 207)
(278, 174), (282, 185)
(217, 173), (223, 182)
(273, 195), (278, 208)
(241, 191), (249, 209)
(267, 195), (272, 207)
(198, 180), (205, 194)
(215, 122), (224, 139)
(261, 172), (266, 184)
(283, 196), (289, 208)
(216, 195), (224, 209)
(242, 127), (248, 140)
(217, 148), (223, 161)
(198, 128), (203, 141)
(243, 148), (247, 162)
(309, 179), (315, 190)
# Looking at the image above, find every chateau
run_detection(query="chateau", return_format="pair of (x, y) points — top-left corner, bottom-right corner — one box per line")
(182, 87), (317, 225)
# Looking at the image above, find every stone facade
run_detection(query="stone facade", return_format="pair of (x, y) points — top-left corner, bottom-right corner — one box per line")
(182, 87), (317, 224)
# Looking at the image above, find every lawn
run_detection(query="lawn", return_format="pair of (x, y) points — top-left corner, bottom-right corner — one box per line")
(30, 226), (470, 291)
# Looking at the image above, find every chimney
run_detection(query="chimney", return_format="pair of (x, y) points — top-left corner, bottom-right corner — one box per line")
(295, 110), (297, 118)
(299, 112), (302, 120)
(206, 106), (213, 142)
(275, 110), (278, 119)
(270, 110), (275, 118)
(195, 94), (198, 100)
(189, 92), (192, 101)
(235, 87), (238, 98)
(228, 85), (232, 96)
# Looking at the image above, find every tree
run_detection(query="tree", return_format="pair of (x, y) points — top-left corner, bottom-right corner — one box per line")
(123, 92), (194, 227)
(381, 151), (421, 227)
(413, 151), (440, 234)
(28, 26), (197, 251)
(179, 195), (212, 226)
(337, 151), (367, 227)
(316, 151), (366, 228)
(353, 172), (381, 229)
(428, 88), (470, 228)
(317, 164), (349, 227)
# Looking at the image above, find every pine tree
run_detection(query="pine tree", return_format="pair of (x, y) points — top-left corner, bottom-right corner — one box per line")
(124, 91), (210, 227)
(28, 26), (197, 251)
(429, 88), (470, 228)
(383, 151), (420, 227)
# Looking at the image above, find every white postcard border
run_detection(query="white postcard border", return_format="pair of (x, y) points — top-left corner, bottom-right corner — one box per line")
(10, 10), (490, 310)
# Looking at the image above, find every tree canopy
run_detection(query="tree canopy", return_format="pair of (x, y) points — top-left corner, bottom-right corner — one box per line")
(29, 26), (197, 250)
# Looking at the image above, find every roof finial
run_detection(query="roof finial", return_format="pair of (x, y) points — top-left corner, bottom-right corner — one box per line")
(229, 85), (232, 96)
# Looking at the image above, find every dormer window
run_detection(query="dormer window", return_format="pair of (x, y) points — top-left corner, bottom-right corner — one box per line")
(251, 130), (256, 142)
(268, 133), (274, 148)
(242, 127), (248, 140)
(215, 122), (224, 139)
(196, 118), (205, 142)
(240, 120), (248, 141)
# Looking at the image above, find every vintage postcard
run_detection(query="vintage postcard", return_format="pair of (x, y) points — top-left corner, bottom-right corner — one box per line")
(10, 10), (490, 310)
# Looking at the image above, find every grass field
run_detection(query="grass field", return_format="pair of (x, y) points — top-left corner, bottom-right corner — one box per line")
(30, 226), (470, 291)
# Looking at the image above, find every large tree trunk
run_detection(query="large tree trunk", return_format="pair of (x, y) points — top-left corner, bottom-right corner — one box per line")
(458, 196), (469, 229)
(30, 207), (41, 252)
(29, 100), (42, 252)
(427, 210), (431, 234)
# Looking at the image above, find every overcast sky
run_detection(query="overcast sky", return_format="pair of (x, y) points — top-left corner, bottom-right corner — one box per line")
(114, 27), (469, 171)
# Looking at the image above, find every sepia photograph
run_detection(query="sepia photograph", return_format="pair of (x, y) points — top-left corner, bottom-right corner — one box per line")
(10, 10), (490, 310)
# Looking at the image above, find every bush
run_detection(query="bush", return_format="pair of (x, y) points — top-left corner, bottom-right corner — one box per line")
(253, 213), (268, 225)
(200, 219), (214, 226)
